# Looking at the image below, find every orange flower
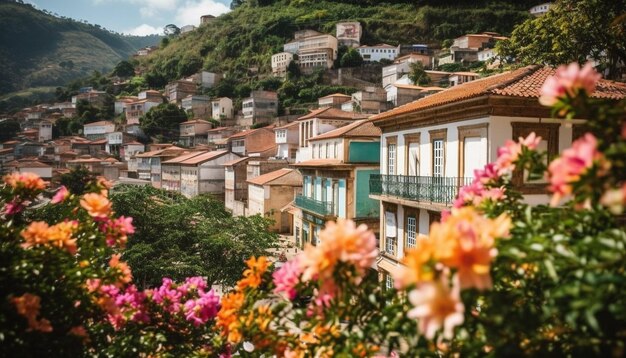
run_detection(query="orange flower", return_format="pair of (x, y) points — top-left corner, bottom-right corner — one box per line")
(394, 236), (435, 288)
(12, 293), (53, 332)
(237, 256), (269, 290)
(4, 172), (47, 191)
(431, 207), (510, 290)
(21, 221), (51, 249)
(80, 193), (111, 218)
(109, 254), (132, 285)
(217, 291), (245, 344)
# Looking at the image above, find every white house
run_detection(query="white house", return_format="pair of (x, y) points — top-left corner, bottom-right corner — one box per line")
(211, 97), (234, 121)
(247, 168), (302, 233)
(368, 65), (626, 284)
(448, 72), (481, 87)
(179, 150), (240, 198)
(357, 44), (399, 63)
(530, 2), (552, 16)
(38, 120), (52, 142)
(161, 151), (206, 193)
(274, 121), (299, 161)
(271, 52), (294, 77)
(122, 141), (145, 162)
(83, 121), (115, 140)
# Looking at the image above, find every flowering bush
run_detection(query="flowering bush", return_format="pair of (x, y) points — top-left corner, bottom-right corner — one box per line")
(1, 62), (625, 357)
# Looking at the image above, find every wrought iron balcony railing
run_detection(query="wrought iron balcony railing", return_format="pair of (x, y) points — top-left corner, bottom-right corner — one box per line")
(369, 174), (472, 205)
(295, 195), (334, 217)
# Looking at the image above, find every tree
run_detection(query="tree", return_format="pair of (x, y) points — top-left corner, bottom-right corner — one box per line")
(497, 0), (626, 79)
(340, 48), (363, 68)
(163, 24), (180, 37)
(408, 62), (432, 86)
(112, 60), (135, 78)
(286, 60), (301, 80)
(59, 166), (96, 195)
(0, 120), (21, 141)
(109, 185), (278, 288)
(139, 103), (187, 141)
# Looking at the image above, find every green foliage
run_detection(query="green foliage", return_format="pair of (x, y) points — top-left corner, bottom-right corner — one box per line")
(0, 120), (21, 141)
(59, 167), (96, 196)
(112, 60), (134, 78)
(109, 185), (279, 288)
(497, 0), (626, 79)
(139, 103), (187, 142)
(408, 61), (431, 85)
(340, 48), (363, 68)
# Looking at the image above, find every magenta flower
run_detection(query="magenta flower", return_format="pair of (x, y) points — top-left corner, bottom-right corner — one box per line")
(495, 132), (541, 175)
(183, 289), (219, 326)
(152, 277), (183, 313)
(51, 186), (69, 204)
(3, 199), (25, 215)
(178, 276), (208, 295)
(539, 62), (601, 106)
(273, 257), (302, 300)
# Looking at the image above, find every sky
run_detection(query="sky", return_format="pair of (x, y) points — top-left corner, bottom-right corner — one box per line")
(26, 0), (232, 36)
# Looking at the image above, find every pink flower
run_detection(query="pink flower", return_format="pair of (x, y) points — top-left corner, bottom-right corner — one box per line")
(539, 62), (601, 106)
(183, 289), (219, 326)
(100, 216), (135, 247)
(548, 133), (605, 206)
(495, 132), (542, 175)
(3, 199), (26, 215)
(273, 257), (302, 300)
(152, 278), (183, 313)
(407, 274), (464, 340)
(51, 186), (69, 204)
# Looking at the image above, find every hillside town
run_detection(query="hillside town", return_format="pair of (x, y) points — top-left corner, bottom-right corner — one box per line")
(3, 0), (626, 355)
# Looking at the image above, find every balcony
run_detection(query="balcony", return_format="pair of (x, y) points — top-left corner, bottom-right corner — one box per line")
(370, 174), (472, 205)
(295, 195), (334, 217)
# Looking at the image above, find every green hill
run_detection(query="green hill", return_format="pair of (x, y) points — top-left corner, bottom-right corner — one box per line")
(139, 0), (540, 84)
(0, 0), (160, 96)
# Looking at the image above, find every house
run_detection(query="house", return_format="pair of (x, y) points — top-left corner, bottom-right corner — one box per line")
(448, 72), (481, 87)
(105, 132), (124, 156)
(38, 120), (53, 142)
(336, 21), (362, 48)
(211, 97), (234, 121)
(478, 48), (497, 63)
(67, 156), (106, 175)
(386, 84), (443, 107)
(165, 80), (197, 103)
(399, 44), (429, 56)
(368, 65), (626, 284)
(382, 54), (432, 88)
(357, 44), (399, 63)
(83, 121), (115, 140)
(296, 107), (369, 162)
(161, 151), (206, 192)
(530, 2), (552, 16)
(122, 141), (145, 162)
(200, 14), (216, 24)
(228, 128), (277, 157)
(179, 150), (240, 198)
(138, 90), (164, 102)
(102, 159), (126, 181)
(274, 121), (299, 161)
(6, 159), (53, 180)
(271, 52), (294, 77)
(125, 98), (162, 127)
(292, 120), (381, 248)
(342, 87), (389, 114)
(438, 33), (507, 67)
(180, 25), (196, 33)
(179, 119), (213, 147)
(115, 97), (137, 115)
(318, 93), (352, 109)
(134, 146), (186, 185)
(71, 91), (109, 107)
(284, 30), (338, 72)
(135, 46), (157, 56)
(14, 140), (46, 158)
(187, 71), (222, 89)
(247, 168), (302, 233)
(207, 127), (238, 149)
(241, 91), (278, 126)
(224, 157), (252, 216)
(298, 48), (336, 73)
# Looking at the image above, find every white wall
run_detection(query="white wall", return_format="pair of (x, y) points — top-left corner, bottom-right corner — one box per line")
(248, 184), (265, 215)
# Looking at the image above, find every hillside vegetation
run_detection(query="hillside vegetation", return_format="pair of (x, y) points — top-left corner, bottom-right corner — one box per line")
(139, 0), (539, 85)
(0, 0), (160, 96)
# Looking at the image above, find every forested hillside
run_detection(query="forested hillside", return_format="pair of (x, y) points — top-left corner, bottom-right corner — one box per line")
(139, 0), (541, 85)
(0, 0), (160, 96)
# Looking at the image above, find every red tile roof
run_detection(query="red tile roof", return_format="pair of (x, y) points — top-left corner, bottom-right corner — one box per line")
(247, 168), (296, 186)
(180, 150), (229, 165)
(84, 121), (114, 127)
(310, 120), (381, 141)
(222, 156), (250, 166)
(372, 65), (626, 121)
(319, 93), (352, 99)
(293, 159), (344, 167)
(274, 121), (300, 130)
(298, 107), (369, 121)
(162, 151), (206, 164)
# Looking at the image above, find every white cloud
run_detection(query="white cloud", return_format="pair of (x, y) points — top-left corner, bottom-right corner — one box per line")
(123, 23), (163, 36)
(174, 0), (230, 26)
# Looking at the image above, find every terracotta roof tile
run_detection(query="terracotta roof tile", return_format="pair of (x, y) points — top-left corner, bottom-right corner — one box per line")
(274, 121), (300, 130)
(247, 168), (295, 186)
(180, 150), (229, 165)
(298, 107), (369, 121)
(310, 120), (381, 141)
(372, 65), (626, 121)
(84, 121), (114, 127)
(222, 156), (250, 166)
(319, 92), (352, 99)
(162, 151), (206, 164)
(293, 159), (344, 167)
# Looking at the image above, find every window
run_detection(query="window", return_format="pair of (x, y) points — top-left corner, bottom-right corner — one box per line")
(385, 274), (394, 290)
(387, 143), (396, 175)
(432, 139), (443, 177)
(385, 210), (397, 256)
(511, 122), (560, 193)
(406, 216), (417, 248)
(325, 143), (330, 158)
